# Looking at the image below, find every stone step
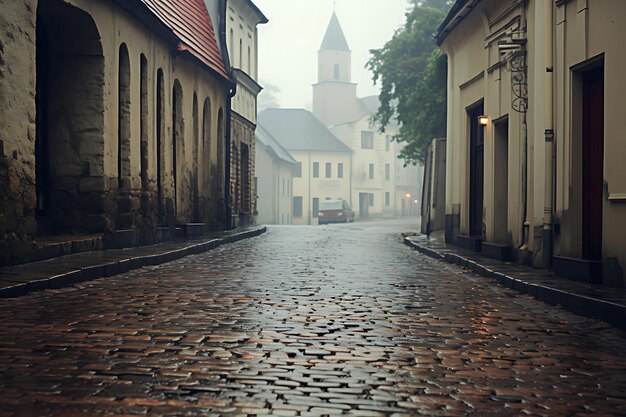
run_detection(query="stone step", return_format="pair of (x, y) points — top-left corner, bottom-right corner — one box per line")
(34, 234), (104, 263)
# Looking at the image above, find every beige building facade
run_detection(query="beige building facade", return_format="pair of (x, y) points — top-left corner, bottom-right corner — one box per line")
(0, 0), (231, 265)
(438, 0), (626, 286)
(255, 125), (296, 225)
(225, 0), (267, 227)
(258, 109), (353, 226)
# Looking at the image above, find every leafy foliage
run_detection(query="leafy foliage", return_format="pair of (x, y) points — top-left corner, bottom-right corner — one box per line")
(367, 1), (451, 165)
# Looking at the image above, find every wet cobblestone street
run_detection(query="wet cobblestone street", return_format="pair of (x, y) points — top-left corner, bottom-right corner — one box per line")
(1, 219), (626, 416)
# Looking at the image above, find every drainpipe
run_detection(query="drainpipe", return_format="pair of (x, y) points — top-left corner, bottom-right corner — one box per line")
(219, 0), (237, 229)
(542, 1), (555, 268)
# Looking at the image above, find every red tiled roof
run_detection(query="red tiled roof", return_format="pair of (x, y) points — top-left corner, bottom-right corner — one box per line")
(141, 0), (230, 81)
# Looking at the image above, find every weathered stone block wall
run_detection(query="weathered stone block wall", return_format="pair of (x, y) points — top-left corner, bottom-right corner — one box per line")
(0, 0), (37, 264)
(230, 113), (256, 226)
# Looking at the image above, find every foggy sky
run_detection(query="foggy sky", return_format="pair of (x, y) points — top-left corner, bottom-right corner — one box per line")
(254, 0), (411, 109)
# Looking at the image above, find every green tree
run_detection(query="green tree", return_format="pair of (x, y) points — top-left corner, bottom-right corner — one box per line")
(366, 1), (450, 165)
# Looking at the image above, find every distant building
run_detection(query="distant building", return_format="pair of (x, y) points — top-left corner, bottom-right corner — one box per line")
(258, 109), (353, 225)
(0, 0), (232, 265)
(255, 125), (297, 225)
(313, 12), (421, 220)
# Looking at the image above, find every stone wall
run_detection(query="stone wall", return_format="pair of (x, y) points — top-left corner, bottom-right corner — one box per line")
(230, 113), (256, 227)
(0, 0), (37, 264)
(0, 0), (230, 265)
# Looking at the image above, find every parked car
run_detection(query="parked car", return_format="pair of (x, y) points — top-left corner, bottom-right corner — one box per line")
(318, 199), (355, 225)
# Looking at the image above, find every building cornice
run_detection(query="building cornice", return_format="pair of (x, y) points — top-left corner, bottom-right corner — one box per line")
(233, 68), (263, 95)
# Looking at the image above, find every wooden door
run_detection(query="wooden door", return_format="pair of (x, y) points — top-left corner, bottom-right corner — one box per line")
(582, 66), (604, 260)
(469, 104), (485, 237)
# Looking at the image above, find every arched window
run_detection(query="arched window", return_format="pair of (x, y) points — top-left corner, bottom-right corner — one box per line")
(333, 64), (340, 80)
(172, 80), (184, 215)
(192, 92), (199, 221)
(202, 97), (212, 199)
(156, 69), (164, 208)
(118, 43), (131, 189)
(247, 46), (251, 74)
(140, 54), (149, 189)
(229, 29), (234, 64)
(239, 39), (243, 68)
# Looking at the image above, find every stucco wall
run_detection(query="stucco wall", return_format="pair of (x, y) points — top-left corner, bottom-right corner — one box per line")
(554, 0), (626, 286)
(290, 150), (351, 225)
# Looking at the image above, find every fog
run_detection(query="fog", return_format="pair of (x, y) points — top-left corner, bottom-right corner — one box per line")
(254, 0), (411, 109)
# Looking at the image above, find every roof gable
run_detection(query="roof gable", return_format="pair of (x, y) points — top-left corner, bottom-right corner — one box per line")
(320, 12), (350, 51)
(142, 0), (230, 80)
(258, 109), (352, 153)
(256, 125), (297, 165)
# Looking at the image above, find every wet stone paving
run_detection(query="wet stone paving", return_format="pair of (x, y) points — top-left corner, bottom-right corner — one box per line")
(1, 219), (626, 417)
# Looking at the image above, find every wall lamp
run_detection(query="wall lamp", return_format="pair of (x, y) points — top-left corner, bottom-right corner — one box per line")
(478, 115), (489, 126)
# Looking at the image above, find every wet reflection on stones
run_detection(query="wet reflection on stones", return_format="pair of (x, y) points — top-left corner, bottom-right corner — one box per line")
(0, 220), (625, 416)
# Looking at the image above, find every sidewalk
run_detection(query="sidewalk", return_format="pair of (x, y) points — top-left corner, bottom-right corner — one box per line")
(404, 232), (626, 330)
(0, 226), (266, 298)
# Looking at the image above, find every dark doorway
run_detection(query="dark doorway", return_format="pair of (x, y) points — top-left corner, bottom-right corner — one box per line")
(359, 193), (369, 219)
(35, 22), (51, 228)
(35, 0), (105, 235)
(172, 80), (184, 222)
(241, 143), (250, 215)
(582, 66), (604, 260)
(468, 102), (485, 238)
(156, 69), (165, 224)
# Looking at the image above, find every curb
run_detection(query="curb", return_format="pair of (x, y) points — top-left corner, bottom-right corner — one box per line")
(404, 237), (626, 331)
(0, 226), (267, 299)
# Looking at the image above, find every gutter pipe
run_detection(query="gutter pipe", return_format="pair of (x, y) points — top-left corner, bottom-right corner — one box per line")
(219, 0), (237, 229)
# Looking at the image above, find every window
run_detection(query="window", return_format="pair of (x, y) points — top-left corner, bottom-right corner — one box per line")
(312, 197), (319, 218)
(239, 38), (243, 68)
(293, 196), (303, 217)
(282, 178), (285, 196)
(338, 163), (344, 179)
(229, 29), (234, 63)
(385, 164), (390, 181)
(313, 162), (320, 178)
(118, 44), (131, 189)
(140, 54), (148, 189)
(369, 163), (375, 180)
(287, 180), (291, 197)
(385, 192), (390, 207)
(385, 135), (391, 152)
(369, 193), (375, 206)
(325, 162), (332, 178)
(334, 64), (340, 80)
(361, 131), (374, 149)
(293, 162), (302, 177)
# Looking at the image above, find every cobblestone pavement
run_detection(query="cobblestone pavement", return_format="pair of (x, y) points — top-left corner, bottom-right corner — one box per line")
(1, 219), (626, 417)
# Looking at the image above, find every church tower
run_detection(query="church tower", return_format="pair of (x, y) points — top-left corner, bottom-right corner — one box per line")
(312, 12), (358, 127)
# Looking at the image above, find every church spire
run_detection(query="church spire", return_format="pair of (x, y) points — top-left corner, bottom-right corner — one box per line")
(319, 12), (350, 52)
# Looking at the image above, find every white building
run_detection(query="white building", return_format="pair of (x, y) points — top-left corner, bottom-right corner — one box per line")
(258, 109), (353, 226)
(313, 12), (421, 219)
(255, 125), (297, 225)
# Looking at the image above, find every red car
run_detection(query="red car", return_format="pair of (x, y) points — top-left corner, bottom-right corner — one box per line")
(318, 199), (355, 225)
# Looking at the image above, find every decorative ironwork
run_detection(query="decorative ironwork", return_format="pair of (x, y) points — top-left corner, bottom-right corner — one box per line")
(510, 50), (528, 114)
